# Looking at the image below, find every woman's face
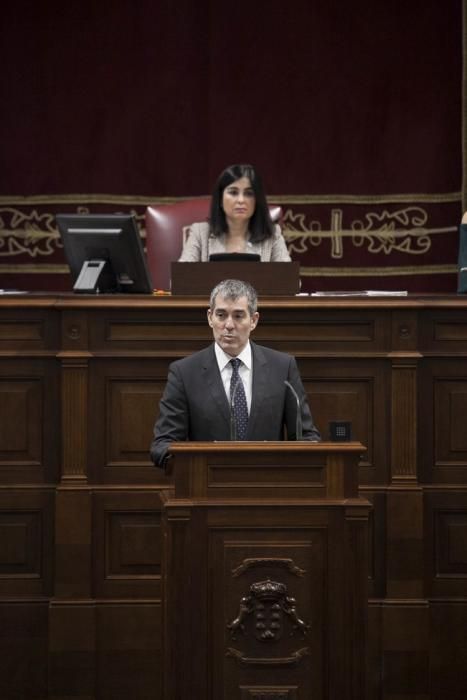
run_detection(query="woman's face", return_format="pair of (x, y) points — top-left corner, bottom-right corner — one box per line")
(222, 176), (256, 226)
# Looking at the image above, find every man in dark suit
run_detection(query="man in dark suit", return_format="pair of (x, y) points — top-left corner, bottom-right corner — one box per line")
(150, 279), (320, 468)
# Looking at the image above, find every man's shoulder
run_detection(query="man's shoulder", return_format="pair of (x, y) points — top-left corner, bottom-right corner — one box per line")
(252, 343), (293, 365)
(171, 345), (214, 370)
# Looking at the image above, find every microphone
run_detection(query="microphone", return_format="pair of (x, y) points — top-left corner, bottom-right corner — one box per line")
(284, 380), (303, 440)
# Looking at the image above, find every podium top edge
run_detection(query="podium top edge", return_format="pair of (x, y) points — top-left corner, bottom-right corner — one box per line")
(168, 441), (366, 453)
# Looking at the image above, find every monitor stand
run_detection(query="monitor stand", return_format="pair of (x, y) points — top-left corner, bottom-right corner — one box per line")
(73, 259), (113, 294)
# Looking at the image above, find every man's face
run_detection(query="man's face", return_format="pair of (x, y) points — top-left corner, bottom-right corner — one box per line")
(207, 294), (259, 357)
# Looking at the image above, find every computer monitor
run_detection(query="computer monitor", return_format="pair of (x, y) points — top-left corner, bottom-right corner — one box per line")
(56, 213), (153, 294)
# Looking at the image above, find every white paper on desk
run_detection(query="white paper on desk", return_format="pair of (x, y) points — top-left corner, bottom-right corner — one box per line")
(364, 290), (408, 296)
(0, 290), (29, 294)
(311, 290), (408, 297)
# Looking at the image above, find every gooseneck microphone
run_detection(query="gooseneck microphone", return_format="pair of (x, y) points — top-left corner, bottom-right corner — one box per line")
(284, 380), (303, 440)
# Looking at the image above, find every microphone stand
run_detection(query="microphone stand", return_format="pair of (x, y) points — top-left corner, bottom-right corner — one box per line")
(284, 380), (303, 440)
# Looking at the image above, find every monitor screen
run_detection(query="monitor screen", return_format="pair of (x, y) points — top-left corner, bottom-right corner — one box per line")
(56, 213), (153, 294)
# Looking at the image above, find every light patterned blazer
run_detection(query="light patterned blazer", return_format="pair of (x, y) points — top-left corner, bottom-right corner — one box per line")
(178, 221), (291, 262)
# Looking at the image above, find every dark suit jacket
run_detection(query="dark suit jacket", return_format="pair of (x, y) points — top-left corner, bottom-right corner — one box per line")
(150, 342), (321, 468)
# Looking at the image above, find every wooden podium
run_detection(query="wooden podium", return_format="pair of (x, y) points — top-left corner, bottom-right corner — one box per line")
(162, 442), (370, 700)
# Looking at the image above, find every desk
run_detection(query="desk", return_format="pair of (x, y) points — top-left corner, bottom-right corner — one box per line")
(0, 294), (466, 698)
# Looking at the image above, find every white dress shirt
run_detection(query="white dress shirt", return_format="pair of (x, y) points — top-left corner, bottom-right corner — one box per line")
(214, 341), (253, 411)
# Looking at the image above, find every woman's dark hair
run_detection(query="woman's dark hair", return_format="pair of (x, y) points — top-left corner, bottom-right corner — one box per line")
(209, 164), (275, 243)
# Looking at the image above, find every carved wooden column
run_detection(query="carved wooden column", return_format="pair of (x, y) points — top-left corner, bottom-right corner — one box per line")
(385, 310), (425, 669)
(390, 356), (419, 483)
(49, 307), (96, 699)
(388, 311), (424, 595)
(59, 308), (90, 483)
(390, 309), (419, 484)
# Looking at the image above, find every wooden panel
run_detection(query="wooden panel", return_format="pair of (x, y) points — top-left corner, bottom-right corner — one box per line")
(386, 488), (424, 598)
(367, 602), (382, 700)
(430, 602), (467, 700)
(93, 490), (163, 598)
(171, 261), (300, 296)
(301, 359), (390, 485)
(206, 450), (326, 499)
(0, 512), (41, 571)
(435, 378), (467, 457)
(0, 602), (48, 700)
(419, 359), (467, 484)
(88, 359), (170, 484)
(344, 505), (369, 698)
(0, 360), (59, 483)
(419, 309), (467, 349)
(212, 526), (322, 700)
(0, 490), (54, 597)
(164, 496), (368, 700)
(381, 601), (430, 698)
(54, 488), (92, 598)
(96, 603), (162, 700)
(363, 490), (386, 598)
(48, 601), (96, 699)
(88, 307), (210, 353)
(256, 308), (389, 355)
(425, 490), (467, 598)
(171, 443), (362, 501)
(107, 380), (161, 465)
(421, 311), (467, 349)
(0, 378), (41, 463)
(0, 307), (59, 351)
(434, 321), (467, 341)
(0, 320), (44, 341)
(51, 599), (163, 700)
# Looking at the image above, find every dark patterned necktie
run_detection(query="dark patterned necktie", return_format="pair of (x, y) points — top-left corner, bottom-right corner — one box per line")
(229, 358), (249, 440)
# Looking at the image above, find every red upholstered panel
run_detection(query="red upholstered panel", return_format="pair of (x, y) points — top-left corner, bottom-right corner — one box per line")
(145, 198), (210, 291)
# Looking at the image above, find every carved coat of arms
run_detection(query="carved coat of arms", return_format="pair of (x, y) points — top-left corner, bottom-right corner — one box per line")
(227, 579), (309, 642)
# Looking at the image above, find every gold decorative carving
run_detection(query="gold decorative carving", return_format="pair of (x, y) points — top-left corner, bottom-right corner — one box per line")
(284, 205), (457, 260)
(0, 208), (61, 259)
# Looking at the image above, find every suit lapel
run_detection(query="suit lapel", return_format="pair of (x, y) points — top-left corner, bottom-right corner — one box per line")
(201, 345), (231, 425)
(247, 343), (268, 438)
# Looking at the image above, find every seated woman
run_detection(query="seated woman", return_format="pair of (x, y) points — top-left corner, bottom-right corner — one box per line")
(178, 163), (291, 261)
